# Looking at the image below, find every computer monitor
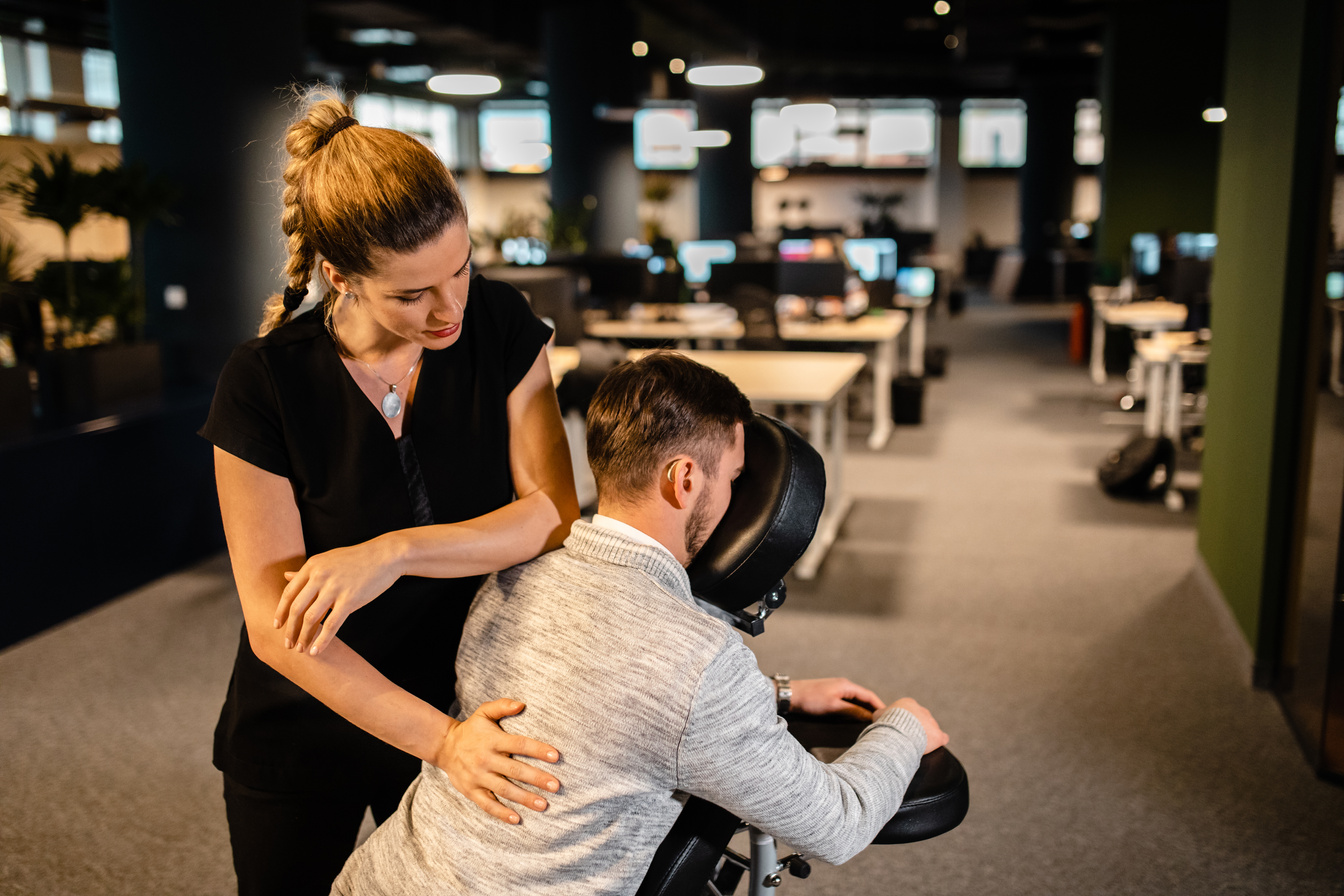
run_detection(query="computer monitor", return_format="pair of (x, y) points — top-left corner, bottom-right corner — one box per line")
(1131, 233), (1161, 278)
(896, 266), (936, 298)
(1176, 232), (1218, 260)
(707, 261), (779, 297)
(777, 260), (848, 297)
(581, 257), (649, 302)
(1327, 271), (1344, 300)
(842, 238), (898, 281)
(677, 240), (737, 285)
(778, 239), (815, 261)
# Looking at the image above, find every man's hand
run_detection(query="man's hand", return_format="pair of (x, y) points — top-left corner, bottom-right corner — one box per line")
(892, 697), (950, 755)
(790, 677), (886, 720)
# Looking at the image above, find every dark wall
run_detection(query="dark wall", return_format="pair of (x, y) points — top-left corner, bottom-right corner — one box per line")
(109, 0), (307, 389)
(1096, 0), (1228, 275)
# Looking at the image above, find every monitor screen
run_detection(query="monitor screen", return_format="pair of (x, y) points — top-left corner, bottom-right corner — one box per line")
(1176, 232), (1218, 260)
(478, 103), (551, 173)
(778, 260), (847, 298)
(1327, 271), (1344, 300)
(778, 239), (814, 261)
(634, 106), (698, 170)
(707, 260), (779, 296)
(677, 240), (737, 285)
(842, 238), (898, 281)
(896, 266), (935, 298)
(582, 257), (649, 301)
(1131, 233), (1161, 277)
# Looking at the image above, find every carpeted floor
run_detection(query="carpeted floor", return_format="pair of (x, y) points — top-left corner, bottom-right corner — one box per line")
(3, 303), (1343, 895)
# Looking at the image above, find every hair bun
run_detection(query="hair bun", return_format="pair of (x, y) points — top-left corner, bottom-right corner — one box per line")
(314, 116), (358, 151)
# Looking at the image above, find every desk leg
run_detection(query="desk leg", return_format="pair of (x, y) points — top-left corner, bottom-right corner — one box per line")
(1143, 360), (1165, 439)
(1163, 356), (1185, 511)
(1331, 308), (1344, 397)
(909, 306), (927, 378)
(869, 339), (895, 450)
(1090, 306), (1107, 385)
(796, 390), (854, 581)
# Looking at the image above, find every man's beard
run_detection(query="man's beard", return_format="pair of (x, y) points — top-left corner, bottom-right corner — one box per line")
(683, 486), (713, 563)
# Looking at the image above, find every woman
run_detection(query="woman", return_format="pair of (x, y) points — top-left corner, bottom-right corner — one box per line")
(200, 88), (580, 895)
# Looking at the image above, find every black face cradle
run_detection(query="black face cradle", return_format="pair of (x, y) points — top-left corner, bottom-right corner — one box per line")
(687, 413), (826, 627)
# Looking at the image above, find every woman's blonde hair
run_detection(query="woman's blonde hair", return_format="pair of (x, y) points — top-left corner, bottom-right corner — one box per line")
(259, 86), (467, 335)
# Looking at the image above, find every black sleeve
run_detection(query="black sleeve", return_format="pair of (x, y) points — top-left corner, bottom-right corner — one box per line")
(198, 341), (292, 479)
(477, 275), (555, 393)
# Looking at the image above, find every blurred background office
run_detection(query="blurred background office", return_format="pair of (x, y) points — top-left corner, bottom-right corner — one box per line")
(2, 1), (1344, 894)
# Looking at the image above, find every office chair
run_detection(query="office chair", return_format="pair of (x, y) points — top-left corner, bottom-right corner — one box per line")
(635, 413), (969, 896)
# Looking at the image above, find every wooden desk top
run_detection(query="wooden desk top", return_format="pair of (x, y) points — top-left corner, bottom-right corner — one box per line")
(631, 349), (867, 404)
(584, 319), (746, 341)
(777, 310), (908, 343)
(548, 345), (580, 385)
(1097, 301), (1188, 329)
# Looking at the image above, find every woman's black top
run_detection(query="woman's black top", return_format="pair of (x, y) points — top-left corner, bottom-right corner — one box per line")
(199, 275), (552, 792)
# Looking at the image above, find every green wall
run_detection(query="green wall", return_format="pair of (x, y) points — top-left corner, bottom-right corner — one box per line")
(1096, 1), (1226, 276)
(1197, 0), (1315, 655)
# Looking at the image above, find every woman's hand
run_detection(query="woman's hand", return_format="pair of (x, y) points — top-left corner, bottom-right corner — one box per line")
(435, 699), (562, 824)
(789, 677), (887, 720)
(275, 536), (403, 655)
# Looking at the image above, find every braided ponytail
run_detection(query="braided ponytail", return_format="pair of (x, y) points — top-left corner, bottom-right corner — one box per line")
(258, 84), (466, 336)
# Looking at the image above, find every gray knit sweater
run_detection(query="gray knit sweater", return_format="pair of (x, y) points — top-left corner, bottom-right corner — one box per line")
(333, 520), (927, 895)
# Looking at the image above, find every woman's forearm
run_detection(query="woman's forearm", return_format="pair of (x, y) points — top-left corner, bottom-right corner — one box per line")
(383, 487), (569, 581)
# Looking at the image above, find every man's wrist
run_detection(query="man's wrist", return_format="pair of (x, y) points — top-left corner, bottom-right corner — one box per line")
(771, 673), (792, 715)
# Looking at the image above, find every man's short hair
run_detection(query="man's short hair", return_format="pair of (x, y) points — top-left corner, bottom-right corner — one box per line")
(586, 351), (753, 505)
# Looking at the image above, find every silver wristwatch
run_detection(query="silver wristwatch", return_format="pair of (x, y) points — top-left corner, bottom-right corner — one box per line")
(771, 673), (792, 715)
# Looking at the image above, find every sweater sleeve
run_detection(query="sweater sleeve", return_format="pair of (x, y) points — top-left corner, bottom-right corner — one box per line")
(675, 642), (927, 865)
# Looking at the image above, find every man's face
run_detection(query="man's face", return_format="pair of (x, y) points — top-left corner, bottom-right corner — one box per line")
(684, 422), (746, 562)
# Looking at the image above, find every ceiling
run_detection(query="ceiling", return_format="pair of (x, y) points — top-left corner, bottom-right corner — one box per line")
(4, 0), (1224, 105)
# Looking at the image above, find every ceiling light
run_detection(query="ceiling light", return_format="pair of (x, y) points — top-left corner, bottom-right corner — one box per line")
(1202, 107), (1227, 122)
(934, 1), (951, 13)
(944, 34), (959, 49)
(428, 74), (502, 96)
(669, 58), (686, 75)
(349, 28), (416, 46)
(632, 41), (648, 57)
(690, 129), (731, 147)
(686, 64), (764, 87)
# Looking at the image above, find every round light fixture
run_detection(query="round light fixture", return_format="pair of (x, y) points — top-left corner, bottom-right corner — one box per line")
(632, 40), (648, 57)
(934, 1), (951, 14)
(686, 64), (764, 87)
(669, 58), (686, 75)
(427, 73), (502, 96)
(690, 129), (731, 148)
(1202, 107), (1227, 123)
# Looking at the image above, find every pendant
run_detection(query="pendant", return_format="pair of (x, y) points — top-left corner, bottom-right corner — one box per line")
(381, 386), (403, 418)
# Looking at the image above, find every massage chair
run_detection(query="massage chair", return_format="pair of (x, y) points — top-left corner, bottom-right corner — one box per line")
(635, 413), (969, 896)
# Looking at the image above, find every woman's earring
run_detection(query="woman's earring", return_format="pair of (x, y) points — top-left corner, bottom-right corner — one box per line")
(343, 291), (354, 301)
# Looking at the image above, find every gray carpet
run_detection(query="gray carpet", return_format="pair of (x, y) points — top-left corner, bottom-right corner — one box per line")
(4, 304), (1343, 895)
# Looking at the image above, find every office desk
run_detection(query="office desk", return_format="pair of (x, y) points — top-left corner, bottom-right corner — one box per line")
(893, 295), (932, 376)
(548, 345), (580, 386)
(585, 304), (744, 349)
(1133, 333), (1209, 511)
(634, 349), (867, 580)
(1090, 299), (1189, 386)
(778, 310), (908, 450)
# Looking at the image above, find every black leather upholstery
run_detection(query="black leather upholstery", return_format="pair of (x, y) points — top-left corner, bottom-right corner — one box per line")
(632, 797), (740, 896)
(687, 413), (826, 612)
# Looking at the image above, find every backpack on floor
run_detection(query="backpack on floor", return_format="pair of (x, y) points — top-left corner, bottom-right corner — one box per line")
(1098, 435), (1174, 497)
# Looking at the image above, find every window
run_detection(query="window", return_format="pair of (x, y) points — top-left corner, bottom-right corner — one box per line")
(1075, 99), (1103, 165)
(352, 93), (458, 168)
(88, 116), (121, 145)
(959, 99), (1027, 168)
(82, 48), (119, 108)
(24, 40), (51, 100)
(478, 102), (550, 173)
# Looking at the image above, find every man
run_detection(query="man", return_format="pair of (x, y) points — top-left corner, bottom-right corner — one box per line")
(334, 350), (948, 895)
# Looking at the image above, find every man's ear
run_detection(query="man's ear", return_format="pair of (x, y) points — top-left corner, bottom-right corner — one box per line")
(661, 456), (697, 510)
